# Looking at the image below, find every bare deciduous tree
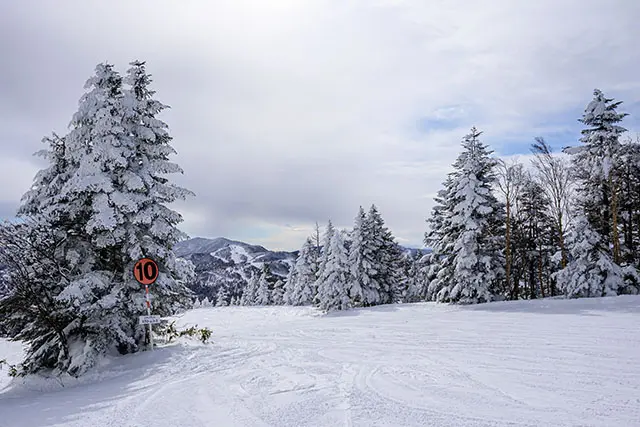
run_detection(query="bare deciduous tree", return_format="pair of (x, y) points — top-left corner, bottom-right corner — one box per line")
(531, 137), (574, 269)
(496, 159), (526, 298)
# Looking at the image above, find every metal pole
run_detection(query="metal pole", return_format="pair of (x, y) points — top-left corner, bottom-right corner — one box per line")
(145, 284), (154, 351)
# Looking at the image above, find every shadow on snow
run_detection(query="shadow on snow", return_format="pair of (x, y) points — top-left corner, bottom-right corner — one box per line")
(0, 343), (199, 427)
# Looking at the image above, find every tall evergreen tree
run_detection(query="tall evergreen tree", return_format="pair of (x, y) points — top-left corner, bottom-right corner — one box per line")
(425, 175), (457, 301)
(240, 273), (258, 306)
(6, 62), (194, 375)
(255, 268), (271, 306)
(368, 205), (405, 304)
(403, 250), (426, 303)
(312, 220), (335, 305)
(288, 238), (317, 305)
(282, 265), (296, 305)
(216, 286), (229, 306)
(271, 279), (285, 305)
(348, 206), (379, 306)
(316, 220), (335, 285)
(316, 229), (352, 312)
(431, 127), (505, 304)
(573, 89), (627, 264)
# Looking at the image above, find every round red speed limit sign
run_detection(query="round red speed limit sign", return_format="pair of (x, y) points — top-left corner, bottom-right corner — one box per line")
(133, 258), (159, 285)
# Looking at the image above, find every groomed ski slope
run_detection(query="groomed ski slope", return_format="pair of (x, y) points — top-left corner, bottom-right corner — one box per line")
(1, 296), (640, 427)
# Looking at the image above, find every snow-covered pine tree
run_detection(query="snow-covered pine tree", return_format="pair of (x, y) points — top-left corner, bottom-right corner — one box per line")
(573, 89), (627, 265)
(367, 205), (406, 304)
(240, 273), (259, 306)
(316, 220), (336, 280)
(425, 174), (458, 301)
(313, 220), (335, 304)
(316, 228), (352, 312)
(436, 127), (505, 304)
(13, 62), (195, 375)
(554, 215), (624, 297)
(255, 267), (271, 306)
(83, 62), (193, 362)
(348, 206), (378, 306)
(216, 286), (229, 306)
(289, 237), (318, 305)
(271, 279), (285, 305)
(403, 250), (426, 303)
(282, 265), (296, 305)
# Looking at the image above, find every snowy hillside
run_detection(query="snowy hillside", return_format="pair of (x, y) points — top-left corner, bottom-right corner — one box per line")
(174, 237), (298, 302)
(174, 237), (274, 259)
(2, 296), (639, 427)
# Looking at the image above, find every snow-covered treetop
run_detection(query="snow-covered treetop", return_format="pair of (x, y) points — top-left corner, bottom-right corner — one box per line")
(579, 89), (627, 133)
(575, 89), (628, 184)
(454, 127), (498, 180)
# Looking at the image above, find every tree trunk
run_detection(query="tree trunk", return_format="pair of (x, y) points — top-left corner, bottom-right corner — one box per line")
(538, 250), (545, 298)
(505, 201), (512, 298)
(557, 215), (567, 269)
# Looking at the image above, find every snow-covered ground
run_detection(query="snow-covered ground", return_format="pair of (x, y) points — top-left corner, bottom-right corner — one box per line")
(1, 296), (640, 427)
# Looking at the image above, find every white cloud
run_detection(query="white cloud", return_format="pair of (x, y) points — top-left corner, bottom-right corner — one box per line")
(1, 0), (639, 250)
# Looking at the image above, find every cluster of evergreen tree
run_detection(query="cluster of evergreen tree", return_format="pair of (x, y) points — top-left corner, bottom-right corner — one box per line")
(0, 62), (194, 376)
(426, 89), (640, 302)
(268, 206), (424, 312)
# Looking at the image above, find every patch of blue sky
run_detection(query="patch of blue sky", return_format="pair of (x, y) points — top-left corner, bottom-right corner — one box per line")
(493, 107), (588, 156)
(494, 128), (579, 156)
(623, 100), (640, 134)
(413, 104), (470, 134)
(416, 116), (460, 132)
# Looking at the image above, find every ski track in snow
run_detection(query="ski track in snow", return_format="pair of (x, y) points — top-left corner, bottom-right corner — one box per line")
(1, 297), (640, 427)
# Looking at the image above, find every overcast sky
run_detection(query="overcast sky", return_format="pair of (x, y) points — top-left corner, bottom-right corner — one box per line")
(1, 0), (639, 251)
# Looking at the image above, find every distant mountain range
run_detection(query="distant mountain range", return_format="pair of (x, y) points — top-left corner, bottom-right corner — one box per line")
(174, 237), (429, 302)
(174, 237), (298, 302)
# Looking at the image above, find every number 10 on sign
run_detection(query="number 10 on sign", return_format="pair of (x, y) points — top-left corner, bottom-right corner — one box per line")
(133, 258), (160, 350)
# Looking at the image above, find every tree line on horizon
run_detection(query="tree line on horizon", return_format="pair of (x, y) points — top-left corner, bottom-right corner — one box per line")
(232, 89), (640, 310)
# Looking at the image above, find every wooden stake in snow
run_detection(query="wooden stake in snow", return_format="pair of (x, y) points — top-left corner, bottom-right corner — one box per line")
(134, 258), (160, 350)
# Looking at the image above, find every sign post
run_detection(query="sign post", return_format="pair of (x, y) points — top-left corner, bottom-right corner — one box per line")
(133, 258), (160, 351)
